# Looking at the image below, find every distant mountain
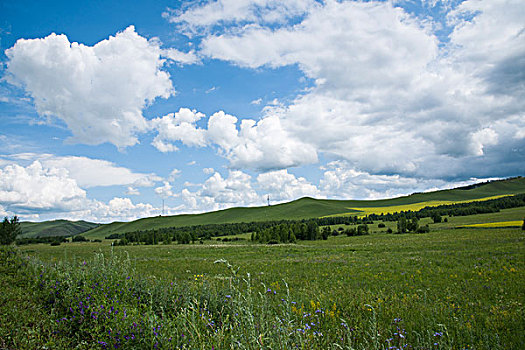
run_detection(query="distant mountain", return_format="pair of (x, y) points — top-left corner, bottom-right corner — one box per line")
(19, 220), (99, 238)
(83, 176), (525, 239)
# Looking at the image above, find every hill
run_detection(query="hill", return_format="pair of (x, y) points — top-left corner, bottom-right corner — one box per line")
(82, 177), (525, 239)
(19, 220), (99, 238)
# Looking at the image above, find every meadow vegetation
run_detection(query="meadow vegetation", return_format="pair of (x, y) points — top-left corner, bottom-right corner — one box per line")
(1, 206), (523, 349)
(2, 178), (524, 349)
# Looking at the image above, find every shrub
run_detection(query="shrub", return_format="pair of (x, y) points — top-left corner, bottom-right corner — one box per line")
(72, 235), (88, 242)
(0, 216), (21, 245)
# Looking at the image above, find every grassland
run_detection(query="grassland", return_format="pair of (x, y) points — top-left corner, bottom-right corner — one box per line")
(2, 206), (523, 349)
(19, 220), (99, 238)
(82, 177), (525, 239)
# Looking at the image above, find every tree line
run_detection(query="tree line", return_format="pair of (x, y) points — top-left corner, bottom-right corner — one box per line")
(363, 194), (525, 222)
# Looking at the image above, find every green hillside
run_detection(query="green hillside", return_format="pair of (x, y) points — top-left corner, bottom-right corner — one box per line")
(83, 177), (525, 239)
(20, 220), (99, 238)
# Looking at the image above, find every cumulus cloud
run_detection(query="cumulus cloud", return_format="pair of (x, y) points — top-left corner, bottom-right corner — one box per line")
(154, 181), (175, 198)
(0, 153), (159, 188)
(171, 0), (525, 179)
(256, 169), (320, 202)
(0, 161), (86, 213)
(151, 107), (318, 170)
(0, 160), (162, 222)
(84, 198), (159, 223)
(150, 108), (207, 152)
(182, 170), (261, 211)
(5, 26), (174, 148)
(318, 161), (496, 200)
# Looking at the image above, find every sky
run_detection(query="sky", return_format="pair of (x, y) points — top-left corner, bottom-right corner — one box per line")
(0, 0), (523, 223)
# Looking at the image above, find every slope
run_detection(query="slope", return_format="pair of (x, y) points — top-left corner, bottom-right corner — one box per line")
(82, 176), (525, 239)
(19, 220), (99, 238)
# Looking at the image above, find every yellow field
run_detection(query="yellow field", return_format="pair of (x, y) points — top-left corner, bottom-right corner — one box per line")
(334, 195), (511, 218)
(459, 221), (523, 228)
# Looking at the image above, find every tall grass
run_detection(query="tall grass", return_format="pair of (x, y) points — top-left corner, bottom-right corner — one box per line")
(1, 246), (456, 349)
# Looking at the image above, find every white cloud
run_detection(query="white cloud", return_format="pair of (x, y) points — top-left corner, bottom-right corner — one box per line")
(168, 168), (182, 181)
(182, 170), (261, 211)
(154, 181), (174, 198)
(318, 161), (497, 200)
(0, 160), (161, 222)
(39, 155), (157, 188)
(256, 169), (320, 202)
(0, 153), (158, 188)
(470, 128), (498, 156)
(173, 0), (524, 179)
(0, 161), (86, 213)
(151, 108), (318, 170)
(5, 26), (174, 148)
(125, 186), (140, 196)
(162, 48), (200, 65)
(83, 197), (159, 223)
(203, 167), (215, 174)
(150, 108), (207, 152)
(206, 111), (318, 170)
(165, 0), (318, 34)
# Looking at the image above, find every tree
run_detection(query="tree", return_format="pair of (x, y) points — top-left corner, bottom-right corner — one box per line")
(321, 226), (331, 240)
(0, 216), (21, 245)
(357, 224), (369, 235)
(397, 217), (408, 234)
(432, 213), (442, 223)
(522, 217), (525, 231)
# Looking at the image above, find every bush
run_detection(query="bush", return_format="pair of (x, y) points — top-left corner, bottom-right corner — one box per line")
(416, 225), (430, 233)
(72, 235), (88, 242)
(0, 216), (21, 245)
(357, 224), (369, 235)
(378, 223), (386, 228)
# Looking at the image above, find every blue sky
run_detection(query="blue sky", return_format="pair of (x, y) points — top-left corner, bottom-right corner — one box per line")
(0, 0), (523, 222)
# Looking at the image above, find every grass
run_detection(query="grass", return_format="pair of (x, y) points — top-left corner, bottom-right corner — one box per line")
(19, 220), (99, 238)
(3, 206), (524, 349)
(81, 177), (525, 238)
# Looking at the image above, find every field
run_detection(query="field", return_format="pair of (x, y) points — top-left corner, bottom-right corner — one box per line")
(1, 206), (524, 349)
(343, 195), (510, 218)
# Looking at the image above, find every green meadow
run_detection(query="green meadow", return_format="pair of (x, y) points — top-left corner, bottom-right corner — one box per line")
(1, 204), (524, 349)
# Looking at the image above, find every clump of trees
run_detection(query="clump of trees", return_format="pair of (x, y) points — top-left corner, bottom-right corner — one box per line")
(252, 222), (318, 244)
(396, 216), (429, 234)
(0, 216), (21, 245)
(16, 236), (67, 245)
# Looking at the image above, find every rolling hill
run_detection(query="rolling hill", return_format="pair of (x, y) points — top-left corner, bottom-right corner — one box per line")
(82, 176), (525, 239)
(19, 220), (99, 238)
